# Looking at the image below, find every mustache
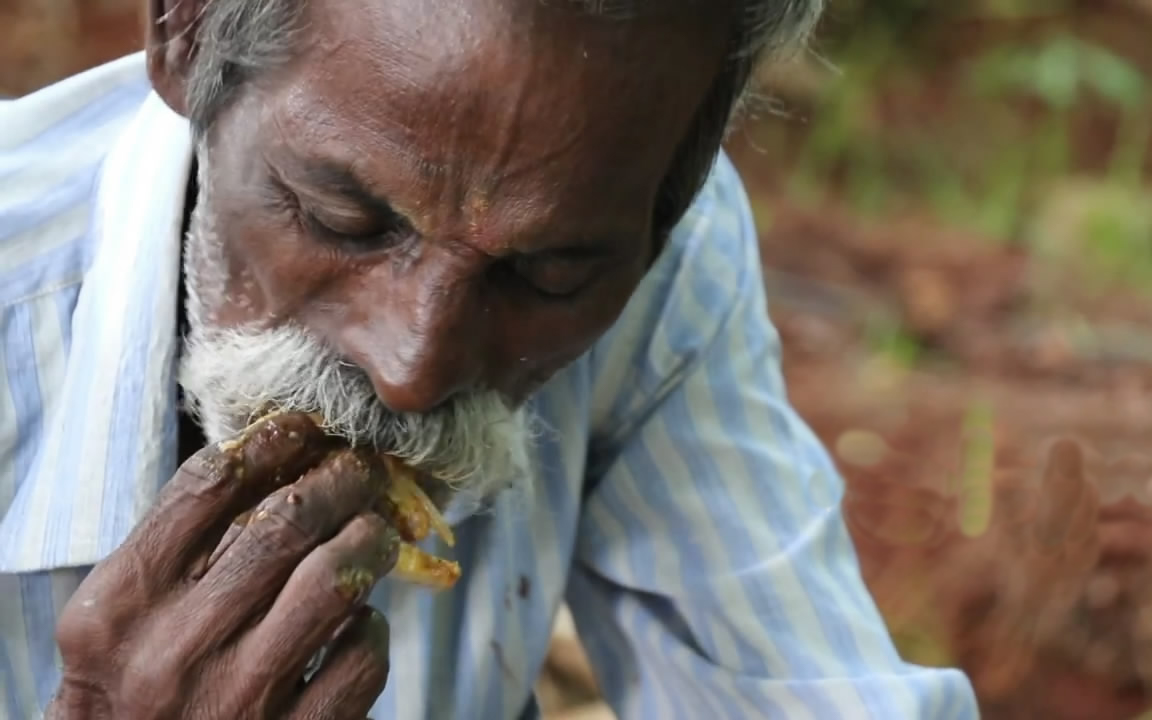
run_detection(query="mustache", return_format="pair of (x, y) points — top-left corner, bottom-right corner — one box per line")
(177, 323), (535, 499)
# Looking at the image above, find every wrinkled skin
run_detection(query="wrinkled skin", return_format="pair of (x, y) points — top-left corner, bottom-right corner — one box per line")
(48, 413), (400, 719)
(48, 0), (734, 716)
(174, 0), (729, 411)
(846, 438), (1152, 720)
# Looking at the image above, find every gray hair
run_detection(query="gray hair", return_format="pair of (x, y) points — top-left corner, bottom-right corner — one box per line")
(183, 0), (822, 233)
(186, 0), (822, 130)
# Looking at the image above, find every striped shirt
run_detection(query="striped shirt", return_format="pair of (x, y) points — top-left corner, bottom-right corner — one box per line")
(0, 54), (978, 719)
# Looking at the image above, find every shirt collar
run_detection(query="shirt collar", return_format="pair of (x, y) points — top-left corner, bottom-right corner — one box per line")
(0, 74), (193, 572)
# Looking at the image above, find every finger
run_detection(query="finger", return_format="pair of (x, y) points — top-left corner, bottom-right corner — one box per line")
(238, 513), (400, 686)
(177, 448), (386, 645)
(1034, 438), (1092, 552)
(209, 520), (247, 566)
(188, 520), (246, 580)
(119, 412), (331, 585)
(288, 606), (391, 720)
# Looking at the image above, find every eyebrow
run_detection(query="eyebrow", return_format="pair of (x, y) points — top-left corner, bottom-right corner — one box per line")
(278, 157), (402, 219)
(275, 156), (629, 259)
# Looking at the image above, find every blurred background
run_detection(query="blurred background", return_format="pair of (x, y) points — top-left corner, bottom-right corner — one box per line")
(5, 1), (1152, 718)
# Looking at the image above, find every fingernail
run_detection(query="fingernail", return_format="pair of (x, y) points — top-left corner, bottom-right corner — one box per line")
(378, 528), (401, 570)
(335, 567), (377, 602)
(329, 448), (371, 482)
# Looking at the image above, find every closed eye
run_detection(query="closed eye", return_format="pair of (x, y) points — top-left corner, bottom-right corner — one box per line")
(264, 164), (419, 254)
(268, 174), (416, 253)
(299, 205), (411, 250)
(505, 254), (598, 299)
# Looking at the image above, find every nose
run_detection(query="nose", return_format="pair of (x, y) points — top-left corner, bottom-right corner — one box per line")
(370, 341), (478, 414)
(342, 270), (486, 415)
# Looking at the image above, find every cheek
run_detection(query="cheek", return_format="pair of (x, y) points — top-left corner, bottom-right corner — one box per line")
(211, 200), (353, 325)
(502, 267), (643, 377)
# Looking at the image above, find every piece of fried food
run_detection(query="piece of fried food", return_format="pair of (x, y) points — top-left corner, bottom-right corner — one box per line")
(375, 455), (461, 590)
(377, 455), (456, 548)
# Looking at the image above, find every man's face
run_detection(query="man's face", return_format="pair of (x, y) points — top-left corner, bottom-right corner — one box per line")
(177, 0), (727, 492)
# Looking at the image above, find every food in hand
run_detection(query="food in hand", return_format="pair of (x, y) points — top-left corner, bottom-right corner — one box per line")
(376, 455), (461, 590)
(377, 455), (456, 547)
(235, 411), (462, 591)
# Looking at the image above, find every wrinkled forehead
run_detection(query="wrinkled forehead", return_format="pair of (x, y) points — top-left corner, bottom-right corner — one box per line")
(300, 0), (732, 76)
(257, 0), (732, 197)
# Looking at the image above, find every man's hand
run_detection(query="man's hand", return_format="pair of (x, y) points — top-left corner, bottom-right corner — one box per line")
(46, 412), (399, 720)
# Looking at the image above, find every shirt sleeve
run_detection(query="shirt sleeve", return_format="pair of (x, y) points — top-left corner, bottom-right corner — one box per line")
(567, 163), (980, 720)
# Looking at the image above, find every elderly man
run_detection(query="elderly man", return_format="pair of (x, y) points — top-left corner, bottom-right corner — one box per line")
(0, 1), (979, 718)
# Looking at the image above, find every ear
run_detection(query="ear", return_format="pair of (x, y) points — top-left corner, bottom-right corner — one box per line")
(145, 0), (210, 117)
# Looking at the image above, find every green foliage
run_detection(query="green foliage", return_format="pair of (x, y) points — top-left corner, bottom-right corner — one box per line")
(968, 33), (1149, 183)
(968, 33), (1147, 110)
(1072, 189), (1152, 290)
(1024, 180), (1152, 294)
(863, 314), (923, 368)
(783, 6), (1150, 255)
(766, 0), (1152, 371)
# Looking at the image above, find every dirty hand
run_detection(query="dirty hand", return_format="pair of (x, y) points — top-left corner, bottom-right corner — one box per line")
(45, 412), (399, 720)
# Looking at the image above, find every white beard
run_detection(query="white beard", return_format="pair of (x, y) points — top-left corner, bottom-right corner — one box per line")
(177, 149), (535, 503)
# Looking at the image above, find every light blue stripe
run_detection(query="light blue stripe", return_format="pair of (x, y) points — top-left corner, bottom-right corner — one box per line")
(607, 432), (809, 717)
(564, 571), (639, 711)
(457, 518), (493, 719)
(39, 293), (97, 567)
(608, 449), (670, 589)
(699, 356), (899, 713)
(935, 667), (957, 720)
(656, 392), (848, 718)
(526, 381), (580, 604)
(0, 79), (150, 177)
(633, 395), (772, 674)
(29, 288), (86, 573)
(686, 233), (894, 713)
(0, 238), (88, 310)
(19, 575), (57, 711)
(2, 304), (42, 499)
(481, 518), (509, 720)
(100, 301), (157, 551)
(0, 165), (101, 243)
(0, 632), (26, 720)
(365, 583), (399, 719)
(643, 596), (748, 720)
(157, 380), (180, 494)
(628, 601), (693, 720)
(52, 285), (79, 357)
